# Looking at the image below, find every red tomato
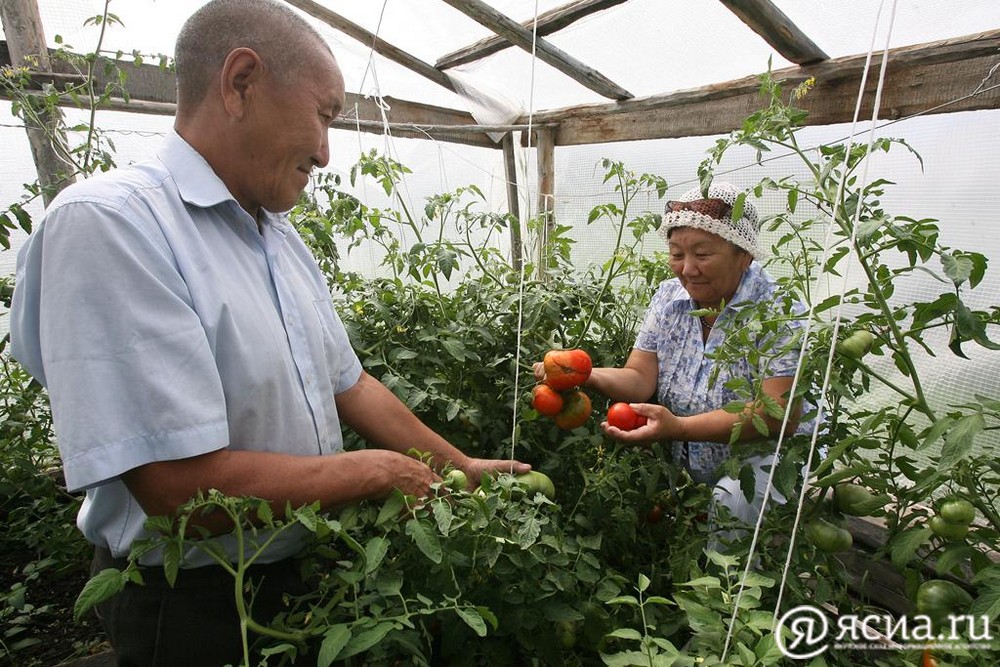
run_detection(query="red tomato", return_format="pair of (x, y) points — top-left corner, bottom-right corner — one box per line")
(543, 349), (592, 391)
(531, 384), (564, 416)
(646, 504), (663, 524)
(606, 402), (646, 431)
(553, 389), (592, 430)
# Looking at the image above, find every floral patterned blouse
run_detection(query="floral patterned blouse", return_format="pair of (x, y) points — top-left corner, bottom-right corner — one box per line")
(634, 263), (806, 483)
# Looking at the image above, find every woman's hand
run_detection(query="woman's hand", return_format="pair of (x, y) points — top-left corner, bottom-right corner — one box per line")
(600, 403), (686, 444)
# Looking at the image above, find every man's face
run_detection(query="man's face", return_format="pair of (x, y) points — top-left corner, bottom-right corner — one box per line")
(238, 45), (344, 214)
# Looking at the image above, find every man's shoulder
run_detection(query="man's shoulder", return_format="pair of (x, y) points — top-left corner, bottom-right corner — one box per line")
(48, 157), (173, 214)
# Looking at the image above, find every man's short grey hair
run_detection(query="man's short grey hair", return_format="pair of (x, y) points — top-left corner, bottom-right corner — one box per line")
(174, 0), (331, 109)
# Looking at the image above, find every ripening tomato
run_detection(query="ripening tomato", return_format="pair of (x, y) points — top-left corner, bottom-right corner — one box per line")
(606, 402), (646, 431)
(646, 504), (664, 524)
(531, 384), (564, 416)
(837, 330), (875, 359)
(929, 515), (969, 540)
(543, 349), (592, 391)
(804, 518), (853, 553)
(444, 469), (468, 491)
(834, 482), (874, 516)
(939, 498), (976, 525)
(916, 579), (973, 630)
(553, 389), (591, 430)
(514, 471), (556, 500)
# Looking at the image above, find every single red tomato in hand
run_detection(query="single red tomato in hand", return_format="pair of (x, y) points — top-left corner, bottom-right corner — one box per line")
(606, 402), (646, 431)
(531, 384), (564, 416)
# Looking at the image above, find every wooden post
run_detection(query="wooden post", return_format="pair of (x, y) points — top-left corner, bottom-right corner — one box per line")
(1, 0), (75, 206)
(535, 127), (555, 278)
(501, 132), (522, 272)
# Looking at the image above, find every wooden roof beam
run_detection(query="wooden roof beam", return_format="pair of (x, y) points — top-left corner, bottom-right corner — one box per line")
(439, 0), (633, 101)
(282, 0), (457, 94)
(524, 29), (1000, 146)
(0, 43), (501, 148)
(436, 0), (628, 69)
(718, 0), (828, 65)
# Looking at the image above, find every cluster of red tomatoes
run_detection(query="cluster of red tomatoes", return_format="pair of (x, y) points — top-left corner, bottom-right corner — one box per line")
(531, 349), (648, 433)
(531, 349), (594, 429)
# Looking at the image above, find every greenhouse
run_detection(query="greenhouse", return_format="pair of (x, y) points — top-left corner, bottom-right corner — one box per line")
(1, 0), (999, 665)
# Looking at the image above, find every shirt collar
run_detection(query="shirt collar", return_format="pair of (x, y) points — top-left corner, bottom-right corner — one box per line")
(158, 130), (238, 209)
(158, 131), (292, 235)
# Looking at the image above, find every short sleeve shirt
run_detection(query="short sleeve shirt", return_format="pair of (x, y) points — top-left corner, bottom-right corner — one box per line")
(634, 263), (804, 483)
(10, 132), (363, 562)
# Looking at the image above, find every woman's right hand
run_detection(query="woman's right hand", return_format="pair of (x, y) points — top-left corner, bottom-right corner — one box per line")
(532, 361), (546, 383)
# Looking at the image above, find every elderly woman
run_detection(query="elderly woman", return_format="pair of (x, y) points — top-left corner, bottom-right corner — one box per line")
(540, 181), (806, 536)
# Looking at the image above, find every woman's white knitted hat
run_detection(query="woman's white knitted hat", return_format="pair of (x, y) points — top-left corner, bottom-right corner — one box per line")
(660, 182), (766, 260)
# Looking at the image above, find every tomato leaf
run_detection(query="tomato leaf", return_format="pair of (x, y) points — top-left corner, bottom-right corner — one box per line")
(340, 621), (394, 659)
(455, 607), (490, 637)
(968, 583), (1000, 622)
(405, 518), (442, 564)
(363, 536), (389, 575)
(318, 624), (352, 667)
(939, 413), (985, 469)
(891, 526), (932, 569)
(73, 568), (128, 622)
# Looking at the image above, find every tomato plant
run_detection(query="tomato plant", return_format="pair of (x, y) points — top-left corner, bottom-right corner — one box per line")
(606, 402), (646, 431)
(531, 384), (564, 417)
(553, 389), (592, 430)
(542, 349), (592, 391)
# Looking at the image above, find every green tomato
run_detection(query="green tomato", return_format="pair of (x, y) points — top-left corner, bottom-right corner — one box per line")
(929, 515), (969, 540)
(805, 518), (853, 553)
(837, 330), (875, 359)
(444, 469), (468, 491)
(834, 483), (874, 516)
(939, 498), (976, 526)
(514, 471), (556, 500)
(555, 620), (577, 649)
(916, 579), (973, 630)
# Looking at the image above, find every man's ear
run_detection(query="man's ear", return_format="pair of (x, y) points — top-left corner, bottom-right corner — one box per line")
(220, 47), (263, 120)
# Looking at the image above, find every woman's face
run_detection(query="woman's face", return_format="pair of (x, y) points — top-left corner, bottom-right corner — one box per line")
(668, 227), (753, 308)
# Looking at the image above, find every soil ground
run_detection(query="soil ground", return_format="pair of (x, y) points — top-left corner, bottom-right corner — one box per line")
(0, 543), (111, 667)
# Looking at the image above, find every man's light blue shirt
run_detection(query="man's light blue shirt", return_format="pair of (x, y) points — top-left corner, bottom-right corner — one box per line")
(10, 131), (362, 563)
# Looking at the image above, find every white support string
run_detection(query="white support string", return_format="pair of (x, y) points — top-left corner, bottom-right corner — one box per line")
(507, 1), (543, 466)
(720, 0), (899, 659)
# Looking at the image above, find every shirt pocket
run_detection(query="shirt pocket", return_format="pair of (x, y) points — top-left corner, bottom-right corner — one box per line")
(312, 298), (343, 381)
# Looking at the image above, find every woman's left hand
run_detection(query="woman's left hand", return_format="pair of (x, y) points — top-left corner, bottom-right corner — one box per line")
(600, 403), (683, 444)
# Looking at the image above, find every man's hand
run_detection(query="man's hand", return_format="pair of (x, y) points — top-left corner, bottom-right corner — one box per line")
(458, 457), (531, 489)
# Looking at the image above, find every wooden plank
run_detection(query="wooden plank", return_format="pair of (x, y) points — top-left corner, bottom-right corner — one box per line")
(501, 133), (523, 271)
(0, 44), (501, 148)
(0, 0), (75, 205)
(718, 0), (828, 65)
(281, 0), (456, 93)
(439, 0), (633, 101)
(436, 0), (628, 69)
(526, 29), (1000, 146)
(535, 127), (556, 275)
